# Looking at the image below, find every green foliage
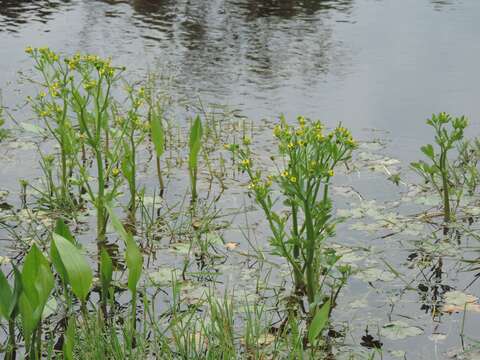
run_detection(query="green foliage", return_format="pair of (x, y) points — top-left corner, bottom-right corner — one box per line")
(411, 112), (469, 223)
(188, 115), (203, 203)
(0, 104), (8, 141)
(230, 116), (356, 316)
(51, 233), (93, 303)
(19, 244), (54, 342)
(150, 106), (165, 158)
(308, 300), (330, 345)
(0, 270), (14, 321)
(106, 204), (142, 294)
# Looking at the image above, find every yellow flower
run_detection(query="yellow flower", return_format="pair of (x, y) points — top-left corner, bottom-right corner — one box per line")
(287, 142), (295, 149)
(241, 159), (251, 168)
(49, 82), (60, 97)
(298, 140), (305, 147)
(328, 169), (334, 177)
(112, 168), (120, 177)
(281, 170), (289, 178)
(290, 176), (297, 183)
(25, 46), (33, 54)
(242, 136), (251, 145)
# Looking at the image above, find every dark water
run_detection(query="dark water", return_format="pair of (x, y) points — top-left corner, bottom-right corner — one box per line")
(1, 1), (480, 359)
(1, 0), (480, 160)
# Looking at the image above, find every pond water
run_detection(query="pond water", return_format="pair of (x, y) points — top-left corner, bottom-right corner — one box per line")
(1, 1), (480, 359)
(1, 0), (480, 158)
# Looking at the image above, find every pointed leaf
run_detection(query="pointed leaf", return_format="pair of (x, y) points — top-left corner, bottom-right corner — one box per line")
(0, 270), (13, 320)
(51, 234), (92, 302)
(308, 300), (330, 344)
(150, 109), (165, 158)
(188, 115), (203, 172)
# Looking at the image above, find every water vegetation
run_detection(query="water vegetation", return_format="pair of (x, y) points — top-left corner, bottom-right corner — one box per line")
(1, 48), (480, 359)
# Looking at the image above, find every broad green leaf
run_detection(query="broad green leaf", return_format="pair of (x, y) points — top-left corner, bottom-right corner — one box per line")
(51, 234), (92, 302)
(0, 270), (13, 320)
(19, 245), (54, 339)
(19, 293), (35, 342)
(50, 237), (68, 285)
(106, 204), (142, 294)
(22, 244), (54, 308)
(188, 115), (203, 173)
(150, 109), (165, 157)
(308, 300), (330, 344)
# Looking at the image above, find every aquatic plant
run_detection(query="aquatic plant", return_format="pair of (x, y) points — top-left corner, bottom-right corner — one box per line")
(411, 112), (468, 223)
(148, 98), (166, 196)
(0, 104), (8, 141)
(229, 116), (356, 321)
(189, 115), (203, 204)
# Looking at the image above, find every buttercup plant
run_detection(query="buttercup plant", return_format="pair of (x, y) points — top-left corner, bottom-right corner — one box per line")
(411, 112), (469, 224)
(229, 116), (356, 320)
(25, 47), (140, 258)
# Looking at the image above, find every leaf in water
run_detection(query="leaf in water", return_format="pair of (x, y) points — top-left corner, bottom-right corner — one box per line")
(225, 242), (239, 250)
(444, 290), (477, 306)
(148, 268), (177, 286)
(170, 243), (191, 255)
(380, 321), (423, 340)
(205, 232), (223, 245)
(442, 290), (480, 313)
(354, 268), (396, 283)
(389, 350), (406, 358)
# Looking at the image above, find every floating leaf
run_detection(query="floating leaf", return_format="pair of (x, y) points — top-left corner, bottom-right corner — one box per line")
(354, 268), (396, 283)
(380, 321), (423, 340)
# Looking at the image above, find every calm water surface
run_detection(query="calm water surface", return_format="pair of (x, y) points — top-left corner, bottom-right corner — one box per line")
(1, 0), (479, 158)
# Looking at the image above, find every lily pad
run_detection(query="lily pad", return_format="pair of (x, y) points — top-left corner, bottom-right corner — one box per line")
(355, 268), (396, 283)
(381, 321), (423, 340)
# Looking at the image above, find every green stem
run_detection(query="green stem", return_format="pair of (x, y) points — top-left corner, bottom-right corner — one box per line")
(440, 150), (451, 223)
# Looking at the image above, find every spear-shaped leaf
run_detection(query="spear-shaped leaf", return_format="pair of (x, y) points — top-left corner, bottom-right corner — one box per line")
(188, 115), (203, 173)
(0, 270), (13, 320)
(150, 108), (165, 158)
(51, 234), (92, 303)
(19, 244), (54, 341)
(308, 300), (330, 344)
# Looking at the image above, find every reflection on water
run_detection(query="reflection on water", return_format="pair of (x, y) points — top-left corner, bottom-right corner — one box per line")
(0, 0), (478, 151)
(0, 0), (72, 32)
